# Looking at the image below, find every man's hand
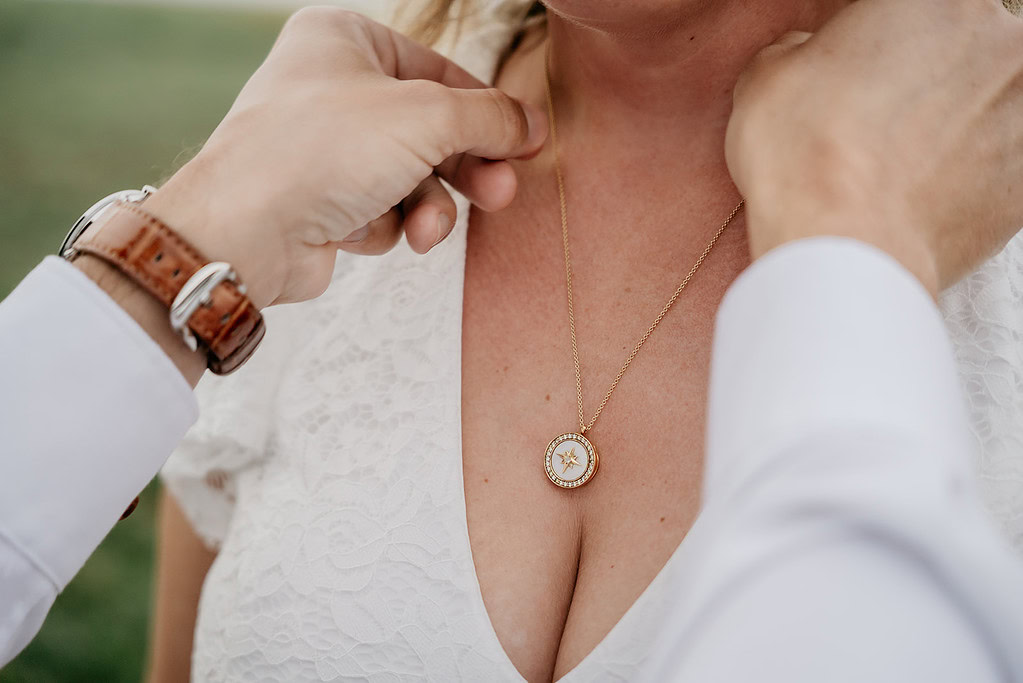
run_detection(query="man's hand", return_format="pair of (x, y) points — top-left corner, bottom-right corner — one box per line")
(726, 0), (1023, 295)
(144, 7), (547, 308)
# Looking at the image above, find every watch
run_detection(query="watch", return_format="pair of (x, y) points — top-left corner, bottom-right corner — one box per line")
(60, 186), (265, 375)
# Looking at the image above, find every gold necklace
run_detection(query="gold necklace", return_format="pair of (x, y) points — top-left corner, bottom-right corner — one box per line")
(542, 48), (745, 489)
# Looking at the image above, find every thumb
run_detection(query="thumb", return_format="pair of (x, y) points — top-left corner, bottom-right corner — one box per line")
(437, 86), (549, 160)
(734, 31), (813, 105)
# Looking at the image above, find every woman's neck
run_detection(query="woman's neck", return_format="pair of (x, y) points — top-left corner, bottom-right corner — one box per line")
(539, 0), (850, 168)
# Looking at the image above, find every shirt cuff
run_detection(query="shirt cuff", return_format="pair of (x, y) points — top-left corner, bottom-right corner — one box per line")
(0, 532), (60, 666)
(0, 256), (198, 590)
(704, 237), (975, 503)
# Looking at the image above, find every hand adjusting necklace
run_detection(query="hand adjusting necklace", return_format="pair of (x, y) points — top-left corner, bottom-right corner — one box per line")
(542, 47), (745, 489)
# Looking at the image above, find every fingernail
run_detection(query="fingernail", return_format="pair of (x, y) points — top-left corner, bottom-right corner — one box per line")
(523, 102), (547, 148)
(343, 226), (369, 243)
(433, 213), (452, 248)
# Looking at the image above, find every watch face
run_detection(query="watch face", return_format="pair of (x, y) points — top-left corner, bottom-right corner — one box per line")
(59, 187), (153, 258)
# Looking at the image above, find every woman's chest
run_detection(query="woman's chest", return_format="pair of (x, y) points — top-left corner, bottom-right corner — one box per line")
(193, 203), (752, 681)
(185, 200), (1023, 681)
(459, 205), (749, 679)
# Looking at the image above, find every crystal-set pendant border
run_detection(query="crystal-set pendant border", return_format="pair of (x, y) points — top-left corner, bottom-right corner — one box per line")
(544, 432), (598, 489)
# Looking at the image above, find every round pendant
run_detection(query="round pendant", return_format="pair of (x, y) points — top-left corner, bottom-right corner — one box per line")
(545, 432), (599, 489)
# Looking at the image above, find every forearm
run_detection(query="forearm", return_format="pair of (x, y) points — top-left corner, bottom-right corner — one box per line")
(644, 238), (1023, 680)
(0, 258), (199, 667)
(145, 490), (217, 683)
(65, 163), (280, 387)
(663, 535), (1001, 682)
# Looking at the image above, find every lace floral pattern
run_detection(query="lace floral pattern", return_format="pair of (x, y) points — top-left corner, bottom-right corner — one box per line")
(161, 1), (1023, 678)
(940, 236), (1023, 550)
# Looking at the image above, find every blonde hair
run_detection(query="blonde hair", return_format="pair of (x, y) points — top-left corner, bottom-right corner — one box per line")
(405, 0), (542, 45)
(407, 0), (1022, 45)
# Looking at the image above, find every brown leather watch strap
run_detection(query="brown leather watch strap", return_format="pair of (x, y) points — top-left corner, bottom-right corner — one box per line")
(72, 201), (264, 375)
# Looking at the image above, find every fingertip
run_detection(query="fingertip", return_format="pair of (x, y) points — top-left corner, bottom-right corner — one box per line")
(435, 212), (453, 249)
(776, 30), (813, 47)
(465, 159), (519, 211)
(516, 142), (545, 162)
(734, 30), (813, 105)
(401, 174), (458, 253)
(520, 101), (549, 156)
(405, 204), (456, 254)
(405, 206), (438, 254)
(755, 30), (814, 63)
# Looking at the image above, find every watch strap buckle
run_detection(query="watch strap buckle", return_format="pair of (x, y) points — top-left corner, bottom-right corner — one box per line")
(62, 192), (265, 375)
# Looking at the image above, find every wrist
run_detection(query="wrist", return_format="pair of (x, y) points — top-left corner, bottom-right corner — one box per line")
(73, 254), (207, 384)
(144, 159), (283, 309)
(66, 182), (269, 376)
(745, 199), (940, 300)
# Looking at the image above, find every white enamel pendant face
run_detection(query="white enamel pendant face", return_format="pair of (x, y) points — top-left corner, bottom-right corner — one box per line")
(545, 432), (598, 489)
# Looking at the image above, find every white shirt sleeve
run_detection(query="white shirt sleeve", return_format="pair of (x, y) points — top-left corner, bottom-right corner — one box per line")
(0, 257), (198, 666)
(643, 238), (1023, 682)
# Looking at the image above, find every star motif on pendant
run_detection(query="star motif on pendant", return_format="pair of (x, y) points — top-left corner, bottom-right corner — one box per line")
(559, 447), (581, 474)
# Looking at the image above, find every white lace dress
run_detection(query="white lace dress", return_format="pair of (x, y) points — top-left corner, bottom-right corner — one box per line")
(161, 2), (1023, 680)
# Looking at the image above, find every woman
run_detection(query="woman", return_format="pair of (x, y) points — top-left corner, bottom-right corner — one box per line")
(148, 1), (1023, 681)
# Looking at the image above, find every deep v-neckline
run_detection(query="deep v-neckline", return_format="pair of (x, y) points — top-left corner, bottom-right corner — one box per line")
(449, 196), (700, 681)
(413, 10), (699, 680)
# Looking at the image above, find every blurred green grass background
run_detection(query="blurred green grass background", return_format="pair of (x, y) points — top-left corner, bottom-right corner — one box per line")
(0, 1), (285, 679)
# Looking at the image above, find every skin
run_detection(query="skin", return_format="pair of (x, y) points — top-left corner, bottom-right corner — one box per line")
(463, 2), (852, 679)
(87, 6), (549, 387)
(727, 0), (1023, 292)
(145, 492), (216, 682)
(124, 0), (1023, 681)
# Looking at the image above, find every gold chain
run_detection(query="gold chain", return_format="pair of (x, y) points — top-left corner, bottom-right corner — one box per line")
(543, 47), (745, 435)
